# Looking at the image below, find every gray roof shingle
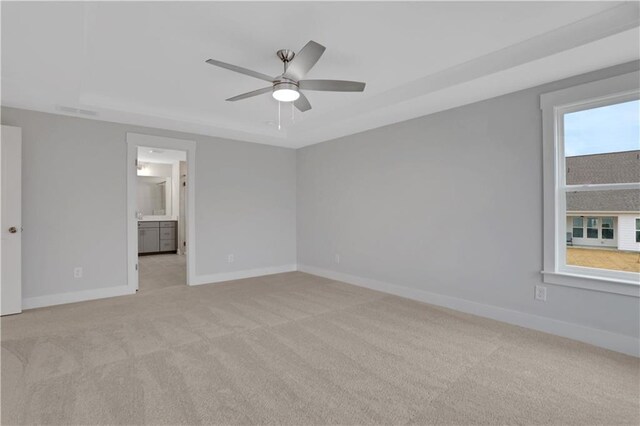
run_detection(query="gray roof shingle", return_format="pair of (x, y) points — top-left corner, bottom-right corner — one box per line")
(566, 190), (639, 213)
(565, 150), (639, 213)
(566, 150), (639, 185)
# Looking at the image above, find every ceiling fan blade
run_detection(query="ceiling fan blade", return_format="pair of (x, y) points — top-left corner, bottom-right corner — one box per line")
(294, 92), (312, 112)
(299, 80), (366, 92)
(283, 41), (326, 81)
(226, 87), (273, 102)
(206, 58), (274, 83)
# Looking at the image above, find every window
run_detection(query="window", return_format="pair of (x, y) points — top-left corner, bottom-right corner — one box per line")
(602, 217), (614, 240)
(586, 217), (599, 239)
(541, 72), (640, 297)
(572, 217), (584, 238)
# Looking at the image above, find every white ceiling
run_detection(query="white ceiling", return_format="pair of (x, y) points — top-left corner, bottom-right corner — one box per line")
(2, 2), (639, 148)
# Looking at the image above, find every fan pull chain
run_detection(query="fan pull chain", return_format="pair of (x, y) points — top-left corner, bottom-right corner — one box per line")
(278, 101), (281, 130)
(291, 103), (294, 122)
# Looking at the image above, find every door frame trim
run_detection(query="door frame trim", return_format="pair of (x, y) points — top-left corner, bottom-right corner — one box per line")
(126, 133), (196, 291)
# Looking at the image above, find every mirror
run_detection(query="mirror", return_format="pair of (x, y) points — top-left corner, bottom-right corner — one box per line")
(137, 176), (172, 217)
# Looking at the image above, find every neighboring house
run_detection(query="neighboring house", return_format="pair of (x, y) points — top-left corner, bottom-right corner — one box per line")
(566, 150), (640, 252)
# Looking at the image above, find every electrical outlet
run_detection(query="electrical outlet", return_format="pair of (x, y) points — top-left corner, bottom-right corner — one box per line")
(227, 254), (234, 263)
(535, 285), (547, 301)
(335, 254), (340, 264)
(73, 267), (83, 279)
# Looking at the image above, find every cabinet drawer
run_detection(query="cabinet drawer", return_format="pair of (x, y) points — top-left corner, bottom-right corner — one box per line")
(160, 227), (175, 240)
(160, 221), (176, 228)
(160, 239), (176, 251)
(138, 221), (159, 228)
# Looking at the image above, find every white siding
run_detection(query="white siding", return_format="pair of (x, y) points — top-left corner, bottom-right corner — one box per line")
(618, 214), (640, 252)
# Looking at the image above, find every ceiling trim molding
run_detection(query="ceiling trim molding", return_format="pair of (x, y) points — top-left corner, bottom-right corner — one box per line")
(292, 29), (639, 147)
(288, 2), (640, 145)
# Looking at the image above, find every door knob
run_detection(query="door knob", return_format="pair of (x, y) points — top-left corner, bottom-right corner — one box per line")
(8, 226), (18, 234)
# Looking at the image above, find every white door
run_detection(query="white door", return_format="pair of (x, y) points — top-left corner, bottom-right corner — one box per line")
(1, 125), (22, 315)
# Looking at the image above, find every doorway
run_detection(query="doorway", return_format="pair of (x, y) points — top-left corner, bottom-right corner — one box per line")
(126, 133), (196, 293)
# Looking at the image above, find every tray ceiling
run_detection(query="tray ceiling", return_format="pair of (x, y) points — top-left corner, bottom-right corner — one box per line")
(2, 1), (638, 148)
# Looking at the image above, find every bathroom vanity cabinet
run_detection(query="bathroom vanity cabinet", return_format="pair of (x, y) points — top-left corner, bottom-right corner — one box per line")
(138, 221), (177, 254)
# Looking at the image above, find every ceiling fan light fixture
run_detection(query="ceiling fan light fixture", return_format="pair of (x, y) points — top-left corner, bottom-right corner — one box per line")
(206, 40), (365, 112)
(272, 82), (300, 102)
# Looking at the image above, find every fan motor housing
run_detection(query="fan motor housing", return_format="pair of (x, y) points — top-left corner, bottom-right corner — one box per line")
(273, 81), (298, 92)
(272, 80), (300, 102)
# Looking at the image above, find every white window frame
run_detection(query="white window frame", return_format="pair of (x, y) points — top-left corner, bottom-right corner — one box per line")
(541, 71), (640, 297)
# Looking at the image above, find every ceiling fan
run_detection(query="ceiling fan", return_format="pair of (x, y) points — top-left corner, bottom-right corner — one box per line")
(205, 40), (366, 112)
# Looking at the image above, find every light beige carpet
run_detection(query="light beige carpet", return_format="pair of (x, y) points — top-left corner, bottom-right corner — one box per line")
(1, 272), (638, 425)
(138, 254), (186, 293)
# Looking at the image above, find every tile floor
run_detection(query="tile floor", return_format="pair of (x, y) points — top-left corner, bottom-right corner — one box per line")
(138, 254), (186, 292)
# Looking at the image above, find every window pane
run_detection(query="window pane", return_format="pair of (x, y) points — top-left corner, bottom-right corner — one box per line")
(572, 217), (583, 227)
(565, 193), (639, 273)
(564, 100), (640, 185)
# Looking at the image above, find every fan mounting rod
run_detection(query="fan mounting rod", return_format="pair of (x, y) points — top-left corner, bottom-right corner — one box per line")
(276, 49), (295, 72)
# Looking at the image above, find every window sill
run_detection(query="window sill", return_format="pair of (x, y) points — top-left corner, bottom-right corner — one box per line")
(541, 271), (640, 297)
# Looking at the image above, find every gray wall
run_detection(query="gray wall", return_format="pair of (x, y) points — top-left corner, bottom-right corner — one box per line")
(297, 62), (640, 339)
(1, 107), (296, 299)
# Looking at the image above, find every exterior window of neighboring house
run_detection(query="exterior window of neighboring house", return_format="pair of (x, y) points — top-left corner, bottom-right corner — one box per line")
(572, 217), (584, 238)
(601, 217), (614, 240)
(586, 217), (599, 239)
(541, 72), (639, 296)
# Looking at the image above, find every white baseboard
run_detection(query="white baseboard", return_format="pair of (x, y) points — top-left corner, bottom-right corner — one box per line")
(23, 285), (135, 310)
(20, 264), (298, 309)
(192, 264), (297, 286)
(297, 264), (640, 357)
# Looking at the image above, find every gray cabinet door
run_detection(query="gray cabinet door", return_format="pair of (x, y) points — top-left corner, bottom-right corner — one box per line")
(138, 221), (175, 254)
(138, 229), (145, 254)
(142, 228), (160, 253)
